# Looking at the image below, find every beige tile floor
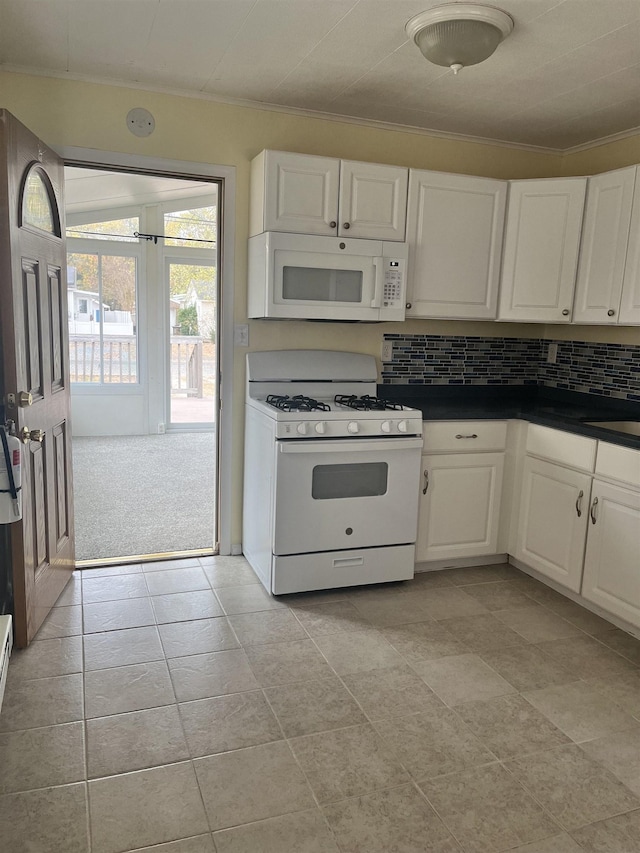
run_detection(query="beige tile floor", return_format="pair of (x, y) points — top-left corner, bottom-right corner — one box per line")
(2, 557), (640, 852)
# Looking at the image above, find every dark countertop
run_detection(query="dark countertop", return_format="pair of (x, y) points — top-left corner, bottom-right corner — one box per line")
(378, 385), (640, 450)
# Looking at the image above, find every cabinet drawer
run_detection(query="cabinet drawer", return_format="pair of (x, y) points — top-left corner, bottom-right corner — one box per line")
(422, 421), (507, 453)
(526, 424), (596, 471)
(595, 442), (640, 489)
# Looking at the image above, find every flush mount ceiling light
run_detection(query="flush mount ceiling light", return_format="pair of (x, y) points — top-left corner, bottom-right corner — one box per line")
(406, 3), (514, 75)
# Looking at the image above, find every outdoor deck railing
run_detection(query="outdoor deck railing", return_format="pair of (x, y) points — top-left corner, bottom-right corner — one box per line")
(69, 334), (203, 397)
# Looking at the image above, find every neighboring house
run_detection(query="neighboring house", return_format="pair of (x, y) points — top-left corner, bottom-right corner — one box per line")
(172, 283), (216, 338)
(67, 288), (134, 336)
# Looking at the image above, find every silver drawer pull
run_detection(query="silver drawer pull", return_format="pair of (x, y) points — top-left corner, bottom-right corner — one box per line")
(590, 496), (599, 525)
(575, 489), (584, 517)
(455, 434), (478, 439)
(422, 470), (429, 495)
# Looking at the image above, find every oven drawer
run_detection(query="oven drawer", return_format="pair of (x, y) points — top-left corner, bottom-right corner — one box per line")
(272, 545), (415, 594)
(422, 420), (508, 453)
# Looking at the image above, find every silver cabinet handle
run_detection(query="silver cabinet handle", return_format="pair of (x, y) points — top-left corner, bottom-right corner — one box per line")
(343, 222), (350, 229)
(562, 309), (570, 316)
(405, 302), (412, 309)
(422, 470), (429, 495)
(590, 496), (599, 524)
(455, 434), (478, 439)
(329, 221), (337, 229)
(607, 309), (615, 316)
(575, 489), (584, 517)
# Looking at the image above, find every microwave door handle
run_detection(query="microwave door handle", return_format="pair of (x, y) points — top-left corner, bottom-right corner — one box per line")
(371, 257), (383, 308)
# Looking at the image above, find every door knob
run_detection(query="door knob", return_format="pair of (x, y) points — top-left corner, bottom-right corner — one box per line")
(18, 391), (33, 407)
(20, 427), (44, 444)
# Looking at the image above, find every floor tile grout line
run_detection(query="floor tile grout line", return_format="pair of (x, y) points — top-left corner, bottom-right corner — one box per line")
(499, 749), (588, 836)
(408, 776), (472, 852)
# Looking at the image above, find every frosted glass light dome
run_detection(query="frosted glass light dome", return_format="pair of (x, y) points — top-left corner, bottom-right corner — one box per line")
(406, 4), (514, 74)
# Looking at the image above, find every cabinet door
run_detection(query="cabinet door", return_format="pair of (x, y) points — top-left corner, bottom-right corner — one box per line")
(406, 171), (507, 319)
(498, 178), (586, 323)
(573, 167), (636, 324)
(416, 452), (504, 562)
(338, 161), (408, 241)
(620, 167), (640, 325)
(581, 480), (640, 628)
(263, 151), (340, 235)
(515, 457), (591, 592)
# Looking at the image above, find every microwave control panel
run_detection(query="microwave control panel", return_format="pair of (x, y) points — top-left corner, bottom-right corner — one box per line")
(383, 258), (406, 308)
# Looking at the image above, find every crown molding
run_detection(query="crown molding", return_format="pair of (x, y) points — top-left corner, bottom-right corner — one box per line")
(563, 126), (640, 155)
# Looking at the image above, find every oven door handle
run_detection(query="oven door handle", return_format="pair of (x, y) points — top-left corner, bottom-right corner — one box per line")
(279, 438), (424, 454)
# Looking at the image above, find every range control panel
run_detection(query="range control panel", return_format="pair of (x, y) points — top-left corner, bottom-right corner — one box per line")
(276, 416), (423, 440)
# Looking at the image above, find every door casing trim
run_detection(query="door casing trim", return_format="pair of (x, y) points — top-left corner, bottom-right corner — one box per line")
(54, 146), (235, 555)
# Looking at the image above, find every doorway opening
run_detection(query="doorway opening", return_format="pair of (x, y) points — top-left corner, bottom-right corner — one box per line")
(64, 166), (221, 564)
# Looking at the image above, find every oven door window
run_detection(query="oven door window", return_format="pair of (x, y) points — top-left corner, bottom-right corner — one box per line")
(282, 266), (363, 303)
(312, 462), (388, 500)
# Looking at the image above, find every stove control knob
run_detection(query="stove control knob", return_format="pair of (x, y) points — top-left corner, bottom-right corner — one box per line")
(381, 420), (392, 433)
(297, 422), (308, 435)
(315, 421), (326, 434)
(348, 421), (359, 434)
(398, 420), (409, 433)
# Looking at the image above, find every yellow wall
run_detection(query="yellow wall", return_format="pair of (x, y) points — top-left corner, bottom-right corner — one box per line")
(562, 134), (640, 176)
(1, 71), (638, 545)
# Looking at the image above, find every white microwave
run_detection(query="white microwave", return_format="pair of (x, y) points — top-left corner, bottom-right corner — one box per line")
(248, 232), (408, 322)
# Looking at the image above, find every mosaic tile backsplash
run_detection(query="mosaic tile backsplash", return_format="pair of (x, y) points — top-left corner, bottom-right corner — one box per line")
(382, 335), (640, 402)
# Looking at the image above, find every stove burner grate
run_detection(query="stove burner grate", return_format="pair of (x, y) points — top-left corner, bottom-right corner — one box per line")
(266, 394), (331, 412)
(334, 394), (404, 411)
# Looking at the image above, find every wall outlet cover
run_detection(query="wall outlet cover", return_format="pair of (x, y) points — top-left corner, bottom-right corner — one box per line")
(381, 340), (393, 362)
(547, 342), (558, 364)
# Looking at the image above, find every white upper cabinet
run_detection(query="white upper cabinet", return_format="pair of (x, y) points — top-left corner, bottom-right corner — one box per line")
(251, 150), (340, 237)
(498, 178), (587, 323)
(573, 166), (637, 324)
(620, 167), (640, 324)
(338, 160), (408, 241)
(406, 170), (507, 319)
(250, 150), (408, 241)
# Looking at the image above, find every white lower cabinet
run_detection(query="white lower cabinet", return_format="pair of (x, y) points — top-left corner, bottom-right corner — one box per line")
(581, 480), (640, 626)
(416, 451), (504, 562)
(512, 430), (640, 629)
(515, 456), (591, 593)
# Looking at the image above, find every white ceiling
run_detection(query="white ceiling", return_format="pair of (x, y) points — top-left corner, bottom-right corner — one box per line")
(2, 0), (639, 151)
(64, 167), (216, 215)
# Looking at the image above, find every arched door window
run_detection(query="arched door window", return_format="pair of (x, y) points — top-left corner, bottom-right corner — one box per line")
(21, 164), (61, 236)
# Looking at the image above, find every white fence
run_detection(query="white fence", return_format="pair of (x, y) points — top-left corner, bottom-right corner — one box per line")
(69, 334), (203, 396)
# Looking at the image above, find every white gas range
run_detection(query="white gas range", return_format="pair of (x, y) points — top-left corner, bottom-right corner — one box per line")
(242, 350), (423, 595)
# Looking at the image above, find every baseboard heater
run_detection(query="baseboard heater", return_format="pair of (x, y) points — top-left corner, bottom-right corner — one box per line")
(0, 615), (12, 714)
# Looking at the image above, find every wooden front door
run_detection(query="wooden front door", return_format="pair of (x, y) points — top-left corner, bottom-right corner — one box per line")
(0, 109), (74, 647)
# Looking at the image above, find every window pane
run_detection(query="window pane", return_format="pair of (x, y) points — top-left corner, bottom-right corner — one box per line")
(68, 253), (101, 383)
(67, 252), (138, 384)
(66, 217), (139, 242)
(23, 169), (56, 233)
(102, 255), (137, 383)
(169, 261), (216, 425)
(164, 206), (216, 248)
